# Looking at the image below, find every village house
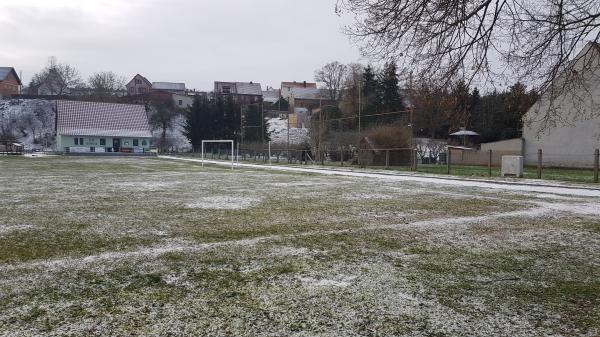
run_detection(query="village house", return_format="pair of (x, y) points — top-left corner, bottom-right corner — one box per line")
(56, 100), (153, 154)
(152, 82), (186, 94)
(126, 74), (152, 96)
(522, 42), (600, 168)
(0, 67), (22, 98)
(280, 81), (317, 99)
(214, 81), (263, 104)
(262, 87), (281, 104)
(288, 87), (335, 111)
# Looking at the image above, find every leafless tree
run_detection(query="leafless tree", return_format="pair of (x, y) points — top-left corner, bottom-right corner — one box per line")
(339, 63), (364, 116)
(149, 100), (179, 152)
(314, 61), (348, 101)
(415, 138), (447, 163)
(336, 0), (600, 127)
(88, 71), (126, 99)
(31, 57), (82, 95)
(411, 81), (453, 139)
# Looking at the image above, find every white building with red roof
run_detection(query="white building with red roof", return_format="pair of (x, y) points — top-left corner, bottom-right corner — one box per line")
(56, 100), (153, 154)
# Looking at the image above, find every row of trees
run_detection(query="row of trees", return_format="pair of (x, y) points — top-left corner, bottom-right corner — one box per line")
(183, 97), (269, 151)
(337, 0), (600, 127)
(29, 57), (126, 100)
(411, 81), (539, 142)
(313, 61), (407, 129)
(314, 60), (538, 144)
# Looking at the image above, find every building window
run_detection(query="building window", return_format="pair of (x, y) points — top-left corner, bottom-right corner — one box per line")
(142, 140), (148, 146)
(178, 100), (183, 106)
(133, 139), (139, 147)
(80, 138), (84, 145)
(74, 138), (78, 145)
(222, 86), (231, 94)
(100, 138), (106, 146)
(135, 79), (142, 84)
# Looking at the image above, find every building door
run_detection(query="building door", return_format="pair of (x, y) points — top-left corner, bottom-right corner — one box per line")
(113, 138), (121, 152)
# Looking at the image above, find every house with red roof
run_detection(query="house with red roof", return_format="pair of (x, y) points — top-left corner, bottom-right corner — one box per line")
(0, 67), (22, 98)
(55, 100), (153, 154)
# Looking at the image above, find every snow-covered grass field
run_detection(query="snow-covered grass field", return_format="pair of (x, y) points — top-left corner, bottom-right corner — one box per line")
(0, 156), (599, 336)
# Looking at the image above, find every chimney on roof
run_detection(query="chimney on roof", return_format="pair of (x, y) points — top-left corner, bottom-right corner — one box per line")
(250, 81), (253, 84)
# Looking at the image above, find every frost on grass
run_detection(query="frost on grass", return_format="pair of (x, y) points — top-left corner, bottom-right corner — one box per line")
(0, 224), (33, 234)
(185, 196), (262, 210)
(0, 156), (599, 336)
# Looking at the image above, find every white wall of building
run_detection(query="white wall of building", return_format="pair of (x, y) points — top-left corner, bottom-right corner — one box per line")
(522, 43), (600, 168)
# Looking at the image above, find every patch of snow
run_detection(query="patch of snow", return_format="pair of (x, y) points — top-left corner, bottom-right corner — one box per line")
(267, 117), (310, 145)
(299, 275), (357, 288)
(112, 181), (181, 191)
(0, 224), (33, 234)
(162, 156), (600, 198)
(185, 196), (261, 210)
(269, 246), (312, 257)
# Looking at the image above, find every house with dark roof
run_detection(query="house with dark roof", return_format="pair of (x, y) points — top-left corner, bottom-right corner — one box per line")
(214, 81), (263, 104)
(126, 74), (152, 96)
(0, 67), (22, 97)
(56, 100), (153, 154)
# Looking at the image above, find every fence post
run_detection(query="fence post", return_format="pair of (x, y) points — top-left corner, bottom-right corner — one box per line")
(340, 147), (344, 167)
(537, 149), (543, 179)
(594, 149), (599, 183)
(413, 149), (418, 171)
(385, 150), (390, 169)
(488, 149), (492, 177)
(447, 148), (451, 174)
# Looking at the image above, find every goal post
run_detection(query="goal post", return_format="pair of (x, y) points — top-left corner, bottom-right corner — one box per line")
(201, 140), (235, 170)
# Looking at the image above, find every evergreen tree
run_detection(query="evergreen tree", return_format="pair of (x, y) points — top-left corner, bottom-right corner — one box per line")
(379, 62), (404, 113)
(362, 65), (380, 116)
(242, 104), (270, 143)
(183, 97), (207, 151)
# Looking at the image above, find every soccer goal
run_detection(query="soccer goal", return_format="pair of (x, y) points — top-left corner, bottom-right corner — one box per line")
(201, 140), (235, 170)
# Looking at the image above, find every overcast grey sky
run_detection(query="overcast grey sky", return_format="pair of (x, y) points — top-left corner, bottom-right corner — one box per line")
(0, 0), (362, 91)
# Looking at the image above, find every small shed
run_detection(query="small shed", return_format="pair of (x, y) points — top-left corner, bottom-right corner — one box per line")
(358, 137), (411, 166)
(448, 129), (480, 147)
(0, 141), (23, 154)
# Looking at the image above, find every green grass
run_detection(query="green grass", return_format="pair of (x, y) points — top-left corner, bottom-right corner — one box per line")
(221, 153), (598, 184)
(0, 156), (598, 336)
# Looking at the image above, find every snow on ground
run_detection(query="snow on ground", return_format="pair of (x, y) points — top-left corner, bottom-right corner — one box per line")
(0, 156), (598, 336)
(267, 117), (310, 145)
(0, 99), (55, 149)
(185, 196), (262, 210)
(162, 155), (600, 197)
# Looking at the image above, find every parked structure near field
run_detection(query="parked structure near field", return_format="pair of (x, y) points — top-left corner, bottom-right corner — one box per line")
(55, 100), (153, 154)
(523, 42), (600, 168)
(0, 67), (22, 97)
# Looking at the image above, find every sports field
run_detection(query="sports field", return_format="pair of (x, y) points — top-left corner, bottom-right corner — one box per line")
(0, 156), (599, 336)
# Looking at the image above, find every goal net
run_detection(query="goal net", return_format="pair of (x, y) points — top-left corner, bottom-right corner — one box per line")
(201, 140), (235, 170)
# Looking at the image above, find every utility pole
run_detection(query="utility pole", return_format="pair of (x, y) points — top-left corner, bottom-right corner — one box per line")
(357, 79), (362, 166)
(319, 98), (322, 164)
(287, 94), (291, 164)
(261, 101), (265, 159)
